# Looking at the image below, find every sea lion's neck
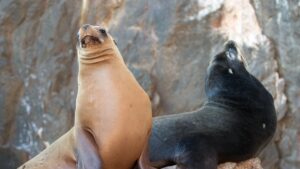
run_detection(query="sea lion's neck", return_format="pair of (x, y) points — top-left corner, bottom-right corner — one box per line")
(77, 45), (123, 64)
(205, 96), (272, 115)
(203, 99), (237, 112)
(77, 46), (128, 84)
(77, 49), (129, 87)
(203, 97), (257, 113)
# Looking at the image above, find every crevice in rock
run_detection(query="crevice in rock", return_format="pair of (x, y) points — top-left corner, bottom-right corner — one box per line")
(102, 0), (125, 26)
(265, 36), (292, 169)
(248, 2), (290, 168)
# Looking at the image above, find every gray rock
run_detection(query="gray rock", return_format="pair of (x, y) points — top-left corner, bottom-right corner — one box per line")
(0, 0), (298, 168)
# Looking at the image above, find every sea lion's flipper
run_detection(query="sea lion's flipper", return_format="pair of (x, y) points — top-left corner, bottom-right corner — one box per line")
(75, 127), (101, 169)
(174, 135), (217, 169)
(134, 143), (158, 169)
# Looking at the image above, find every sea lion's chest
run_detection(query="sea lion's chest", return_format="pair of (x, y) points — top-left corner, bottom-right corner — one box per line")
(76, 63), (150, 131)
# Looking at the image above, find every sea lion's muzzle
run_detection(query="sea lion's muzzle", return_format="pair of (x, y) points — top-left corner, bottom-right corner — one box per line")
(224, 40), (248, 65)
(208, 40), (248, 75)
(225, 40), (239, 60)
(77, 24), (107, 48)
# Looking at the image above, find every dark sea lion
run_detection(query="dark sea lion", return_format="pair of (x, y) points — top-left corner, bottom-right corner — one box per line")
(18, 24), (152, 169)
(147, 41), (277, 169)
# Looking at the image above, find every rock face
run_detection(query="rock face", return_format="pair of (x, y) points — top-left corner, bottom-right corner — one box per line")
(0, 0), (299, 169)
(163, 158), (263, 169)
(218, 158), (263, 169)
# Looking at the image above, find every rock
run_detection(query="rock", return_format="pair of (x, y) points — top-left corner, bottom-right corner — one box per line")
(162, 158), (263, 169)
(0, 1), (82, 167)
(0, 147), (28, 169)
(0, 0), (299, 169)
(218, 158), (263, 169)
(251, 0), (300, 168)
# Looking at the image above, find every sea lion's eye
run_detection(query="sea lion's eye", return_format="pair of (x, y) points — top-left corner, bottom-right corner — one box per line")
(99, 29), (106, 34)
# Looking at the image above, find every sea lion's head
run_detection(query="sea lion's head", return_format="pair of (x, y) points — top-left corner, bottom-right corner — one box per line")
(76, 24), (119, 64)
(205, 41), (273, 106)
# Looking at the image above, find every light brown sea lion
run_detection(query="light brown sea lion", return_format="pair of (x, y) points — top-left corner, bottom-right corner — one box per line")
(75, 24), (152, 169)
(18, 129), (76, 169)
(18, 24), (152, 169)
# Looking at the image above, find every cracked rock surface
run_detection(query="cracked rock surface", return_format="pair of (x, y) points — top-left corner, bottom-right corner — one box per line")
(0, 0), (299, 168)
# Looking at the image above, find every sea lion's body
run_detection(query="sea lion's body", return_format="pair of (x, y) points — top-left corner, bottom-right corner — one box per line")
(18, 129), (76, 169)
(75, 25), (152, 169)
(147, 42), (277, 169)
(18, 25), (152, 169)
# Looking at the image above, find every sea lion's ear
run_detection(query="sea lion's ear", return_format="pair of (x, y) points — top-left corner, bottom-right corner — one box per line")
(76, 32), (80, 41)
(113, 39), (118, 46)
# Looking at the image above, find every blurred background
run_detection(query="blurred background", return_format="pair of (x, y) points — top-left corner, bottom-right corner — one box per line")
(0, 0), (299, 168)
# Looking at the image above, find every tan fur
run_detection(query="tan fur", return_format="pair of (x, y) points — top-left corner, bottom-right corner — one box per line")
(18, 25), (152, 169)
(18, 129), (76, 169)
(75, 25), (152, 169)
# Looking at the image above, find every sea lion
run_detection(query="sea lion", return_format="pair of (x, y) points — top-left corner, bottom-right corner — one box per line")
(17, 129), (76, 169)
(18, 24), (152, 169)
(75, 24), (152, 169)
(146, 41), (277, 169)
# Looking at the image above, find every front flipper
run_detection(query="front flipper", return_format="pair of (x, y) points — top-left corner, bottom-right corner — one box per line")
(174, 136), (217, 169)
(75, 127), (102, 169)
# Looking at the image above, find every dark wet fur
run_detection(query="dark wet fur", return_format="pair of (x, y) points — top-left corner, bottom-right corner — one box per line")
(147, 42), (277, 169)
